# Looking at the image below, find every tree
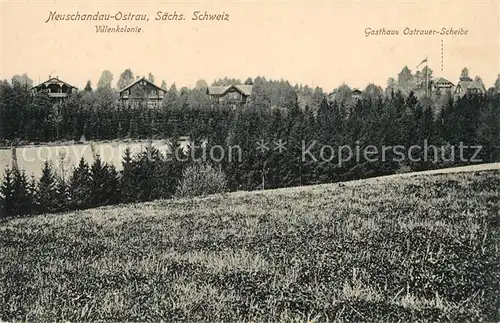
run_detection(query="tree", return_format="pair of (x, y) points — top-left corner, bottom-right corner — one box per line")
(84, 80), (93, 92)
(248, 79), (271, 109)
(36, 161), (59, 213)
(310, 87), (326, 111)
(0, 169), (15, 218)
(474, 76), (484, 87)
(363, 83), (384, 102)
(97, 70), (113, 89)
(11, 169), (34, 216)
(460, 68), (472, 82)
(89, 155), (110, 207)
(120, 147), (136, 203)
(244, 77), (253, 85)
(494, 74), (500, 93)
(161, 80), (167, 90)
(175, 163), (228, 197)
(194, 79), (208, 90)
(68, 158), (92, 209)
(162, 84), (179, 110)
(398, 66), (413, 93)
(132, 146), (171, 201)
(421, 66), (433, 81)
(147, 73), (155, 84)
(54, 175), (69, 213)
(330, 84), (354, 111)
(11, 73), (33, 87)
(117, 69), (135, 90)
(386, 77), (397, 97)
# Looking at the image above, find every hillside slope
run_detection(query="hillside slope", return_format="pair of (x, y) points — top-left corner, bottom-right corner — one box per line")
(0, 169), (499, 322)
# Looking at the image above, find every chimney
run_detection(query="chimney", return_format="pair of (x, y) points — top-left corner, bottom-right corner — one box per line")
(49, 74), (51, 79)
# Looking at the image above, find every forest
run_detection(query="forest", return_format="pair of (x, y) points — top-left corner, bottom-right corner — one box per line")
(0, 70), (499, 218)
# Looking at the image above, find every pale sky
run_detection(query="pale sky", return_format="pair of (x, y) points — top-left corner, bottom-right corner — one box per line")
(1, 1), (499, 92)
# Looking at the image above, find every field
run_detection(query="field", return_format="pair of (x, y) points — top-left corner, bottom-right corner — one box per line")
(0, 169), (499, 322)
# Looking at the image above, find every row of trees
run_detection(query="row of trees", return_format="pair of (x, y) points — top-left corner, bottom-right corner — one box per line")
(0, 144), (193, 217)
(1, 88), (499, 217)
(0, 76), (328, 144)
(1, 71), (499, 217)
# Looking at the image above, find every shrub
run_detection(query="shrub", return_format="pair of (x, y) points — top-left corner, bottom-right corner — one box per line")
(175, 163), (228, 198)
(395, 163), (412, 174)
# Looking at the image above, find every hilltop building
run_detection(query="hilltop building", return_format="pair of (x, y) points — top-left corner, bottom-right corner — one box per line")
(432, 77), (455, 94)
(453, 80), (486, 99)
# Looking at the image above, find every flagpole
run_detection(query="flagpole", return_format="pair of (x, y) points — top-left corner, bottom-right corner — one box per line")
(426, 56), (429, 97)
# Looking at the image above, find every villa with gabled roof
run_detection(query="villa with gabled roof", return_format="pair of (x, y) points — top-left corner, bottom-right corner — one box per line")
(453, 80), (486, 99)
(118, 77), (167, 108)
(432, 77), (455, 94)
(207, 84), (253, 108)
(30, 76), (78, 101)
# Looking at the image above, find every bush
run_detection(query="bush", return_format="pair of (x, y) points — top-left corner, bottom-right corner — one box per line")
(175, 163), (228, 198)
(395, 163), (412, 174)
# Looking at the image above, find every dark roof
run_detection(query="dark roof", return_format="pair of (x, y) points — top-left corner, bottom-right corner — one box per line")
(31, 77), (77, 90)
(457, 80), (485, 92)
(119, 77), (166, 93)
(207, 84), (253, 96)
(433, 77), (454, 86)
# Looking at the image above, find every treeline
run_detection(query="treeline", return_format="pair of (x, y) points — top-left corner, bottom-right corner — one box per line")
(0, 145), (191, 217)
(1, 76), (499, 218)
(0, 77), (323, 144)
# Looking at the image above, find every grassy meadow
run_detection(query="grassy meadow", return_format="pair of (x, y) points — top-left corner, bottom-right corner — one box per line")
(0, 170), (499, 322)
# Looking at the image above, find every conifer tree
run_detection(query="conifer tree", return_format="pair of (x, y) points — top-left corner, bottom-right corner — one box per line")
(36, 161), (58, 213)
(12, 169), (34, 216)
(0, 169), (14, 217)
(120, 147), (137, 203)
(89, 154), (109, 207)
(54, 176), (69, 213)
(102, 164), (120, 206)
(68, 158), (92, 209)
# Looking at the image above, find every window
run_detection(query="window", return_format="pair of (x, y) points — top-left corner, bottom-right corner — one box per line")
(228, 91), (240, 100)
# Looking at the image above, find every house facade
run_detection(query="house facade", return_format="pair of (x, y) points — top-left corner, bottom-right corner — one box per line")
(432, 77), (454, 94)
(328, 88), (363, 103)
(118, 77), (167, 108)
(453, 80), (486, 99)
(207, 84), (252, 108)
(30, 76), (77, 101)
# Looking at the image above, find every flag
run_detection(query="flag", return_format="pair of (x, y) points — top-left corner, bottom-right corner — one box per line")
(417, 57), (428, 68)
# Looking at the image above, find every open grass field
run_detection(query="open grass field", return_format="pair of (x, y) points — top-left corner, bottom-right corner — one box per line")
(1, 169), (499, 322)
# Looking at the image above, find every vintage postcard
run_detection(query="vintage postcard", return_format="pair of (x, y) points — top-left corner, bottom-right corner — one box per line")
(0, 0), (499, 321)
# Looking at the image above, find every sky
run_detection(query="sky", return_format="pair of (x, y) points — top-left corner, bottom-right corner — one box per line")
(1, 1), (499, 92)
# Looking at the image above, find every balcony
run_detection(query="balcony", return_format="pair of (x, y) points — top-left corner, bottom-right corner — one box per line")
(48, 93), (69, 98)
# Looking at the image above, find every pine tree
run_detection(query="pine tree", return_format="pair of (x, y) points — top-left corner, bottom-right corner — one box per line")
(0, 169), (14, 218)
(102, 164), (120, 206)
(54, 176), (69, 213)
(36, 161), (58, 213)
(89, 155), (108, 207)
(68, 158), (92, 209)
(12, 169), (34, 216)
(120, 147), (136, 203)
(84, 80), (93, 92)
(133, 146), (170, 201)
(27, 176), (38, 215)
